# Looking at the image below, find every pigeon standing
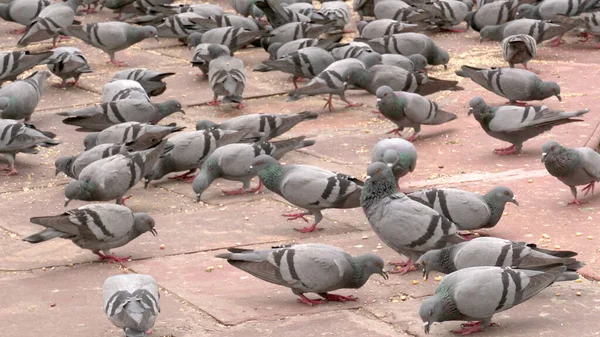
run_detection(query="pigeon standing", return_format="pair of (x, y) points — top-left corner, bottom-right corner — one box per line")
(190, 44), (231, 77)
(262, 47), (335, 89)
(83, 122), (184, 150)
(353, 0), (374, 20)
(111, 68), (175, 97)
(456, 66), (561, 104)
(261, 22), (335, 49)
(17, 0), (81, 48)
(23, 204), (156, 263)
(208, 54), (246, 109)
(0, 0), (52, 35)
(469, 97), (588, 155)
(0, 119), (59, 175)
(187, 27), (268, 54)
(541, 141), (600, 205)
(103, 274), (160, 337)
(381, 54), (428, 73)
(467, 0), (519, 32)
(479, 18), (574, 45)
(371, 138), (417, 186)
(502, 34), (537, 70)
(360, 161), (464, 273)
(318, 1), (351, 32)
(415, 0), (469, 32)
(357, 19), (422, 39)
(0, 50), (53, 84)
(419, 265), (565, 334)
(103, 80), (150, 103)
(55, 143), (130, 179)
(248, 154), (363, 232)
(375, 86), (457, 141)
(60, 22), (159, 66)
(356, 33), (450, 68)
(46, 47), (93, 87)
(0, 71), (51, 122)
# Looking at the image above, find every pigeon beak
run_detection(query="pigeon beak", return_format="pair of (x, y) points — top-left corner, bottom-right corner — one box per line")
(180, 109), (186, 114)
(195, 194), (201, 203)
(64, 198), (71, 207)
(376, 98), (381, 104)
(154, 35), (159, 41)
(541, 152), (547, 163)
(479, 36), (483, 43)
(423, 268), (428, 281)
(379, 271), (389, 280)
(246, 165), (254, 174)
(467, 107), (473, 116)
(55, 169), (60, 177)
(443, 64), (448, 70)
(556, 94), (562, 102)
(144, 179), (150, 189)
(386, 163), (393, 167)
(423, 321), (431, 334)
(365, 175), (371, 180)
(150, 228), (158, 236)
(510, 197), (519, 206)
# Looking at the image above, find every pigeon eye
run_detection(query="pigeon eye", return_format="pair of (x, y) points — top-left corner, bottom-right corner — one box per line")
(375, 169), (380, 174)
(146, 220), (151, 225)
(375, 262), (381, 267)
(551, 146), (556, 151)
(504, 191), (509, 196)
(429, 310), (433, 316)
(384, 93), (388, 97)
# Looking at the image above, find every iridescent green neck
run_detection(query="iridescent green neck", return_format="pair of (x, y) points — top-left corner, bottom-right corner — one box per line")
(256, 163), (283, 191)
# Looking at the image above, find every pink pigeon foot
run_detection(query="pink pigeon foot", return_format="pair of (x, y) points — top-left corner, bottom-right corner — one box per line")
(323, 95), (335, 111)
(233, 102), (245, 109)
(10, 27), (28, 34)
(388, 259), (416, 274)
(578, 32), (592, 42)
(146, 329), (153, 335)
(207, 99), (221, 106)
(168, 171), (197, 181)
(96, 252), (130, 263)
(568, 198), (587, 206)
(297, 295), (325, 306)
(282, 212), (309, 222)
(120, 196), (132, 206)
(459, 232), (477, 240)
(107, 59), (127, 67)
(582, 181), (595, 196)
(405, 133), (418, 142)
(322, 293), (357, 302)
(385, 128), (403, 136)
(344, 101), (363, 109)
(222, 181), (263, 195)
(452, 325), (484, 335)
(550, 37), (564, 47)
(196, 73), (205, 77)
(493, 145), (520, 155)
(1, 165), (18, 176)
(294, 223), (322, 233)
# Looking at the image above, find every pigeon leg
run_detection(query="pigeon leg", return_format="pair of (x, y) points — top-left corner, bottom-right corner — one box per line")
(117, 196), (132, 206)
(1, 160), (18, 176)
(405, 133), (419, 142)
(568, 198), (587, 206)
(385, 128), (403, 136)
(233, 102), (245, 109)
(294, 223), (323, 233)
(388, 259), (416, 274)
(297, 294), (325, 306)
(282, 211), (310, 222)
(319, 293), (358, 302)
(168, 170), (197, 181)
(581, 181), (595, 196)
(107, 58), (127, 67)
(550, 36), (564, 47)
(493, 145), (519, 155)
(207, 99), (221, 106)
(96, 252), (130, 263)
(452, 324), (484, 335)
(10, 27), (28, 34)
(323, 94), (335, 111)
(340, 92), (363, 109)
(578, 32), (592, 42)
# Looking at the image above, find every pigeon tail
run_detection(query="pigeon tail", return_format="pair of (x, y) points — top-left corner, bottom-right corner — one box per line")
(22, 228), (65, 243)
(425, 110), (457, 125)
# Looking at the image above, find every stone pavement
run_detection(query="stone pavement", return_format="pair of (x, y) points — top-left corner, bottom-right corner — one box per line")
(1, 1), (600, 336)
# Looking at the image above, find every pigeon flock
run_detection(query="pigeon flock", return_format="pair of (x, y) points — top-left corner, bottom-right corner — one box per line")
(0, 0), (598, 335)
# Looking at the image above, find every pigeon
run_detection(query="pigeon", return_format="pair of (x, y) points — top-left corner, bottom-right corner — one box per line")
(103, 274), (160, 337)
(266, 35), (342, 62)
(192, 136), (316, 201)
(0, 50), (53, 84)
(83, 122), (184, 151)
(103, 80), (150, 103)
(467, 0), (519, 32)
(227, 0), (264, 18)
(288, 53), (382, 111)
(381, 54), (428, 73)
(262, 47), (335, 89)
(55, 143), (131, 179)
(248, 154), (363, 232)
(541, 141), (600, 205)
(419, 265), (565, 334)
(65, 141), (169, 205)
(501, 34), (537, 69)
(0, 71), (51, 122)
(158, 3), (225, 17)
(111, 69), (175, 97)
(360, 161), (464, 273)
(375, 86), (457, 141)
(195, 111), (318, 142)
(208, 55), (246, 109)
(479, 18), (575, 44)
(216, 244), (388, 306)
(255, 0), (311, 28)
(415, 0), (469, 31)
(318, 1), (351, 32)
(58, 99), (185, 132)
(187, 27), (268, 54)
(330, 41), (374, 60)
(143, 128), (252, 185)
(191, 43), (231, 77)
(418, 237), (583, 280)
(0, 0), (51, 34)
(515, 0), (596, 21)
(17, 0), (81, 48)
(455, 66), (561, 104)
(374, 0), (430, 22)
(356, 33), (450, 68)
(0, 119), (59, 175)
(468, 97), (589, 155)
(574, 12), (600, 42)
(357, 19), (422, 39)
(346, 64), (462, 96)
(46, 47), (93, 87)
(285, 2), (329, 23)
(261, 22), (335, 50)
(155, 12), (207, 39)
(353, 0), (375, 20)
(371, 138), (417, 186)
(407, 186), (518, 231)
(23, 204), (156, 263)
(60, 22), (159, 66)
(191, 14), (266, 32)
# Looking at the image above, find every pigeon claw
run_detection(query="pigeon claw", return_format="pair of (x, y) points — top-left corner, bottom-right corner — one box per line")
(581, 182), (595, 196)
(168, 170), (197, 181)
(297, 295), (325, 306)
(282, 212), (310, 222)
(10, 27), (28, 34)
(388, 259), (417, 274)
(97, 253), (130, 263)
(321, 293), (357, 302)
(568, 198), (587, 206)
(207, 99), (221, 106)
(493, 145), (519, 155)
(294, 224), (323, 233)
(0, 165), (18, 176)
(107, 59), (127, 67)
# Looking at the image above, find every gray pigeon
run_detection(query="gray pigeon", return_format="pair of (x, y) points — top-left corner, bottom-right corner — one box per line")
(357, 19), (422, 39)
(381, 54), (428, 73)
(17, 0), (81, 48)
(415, 0), (469, 31)
(467, 0), (519, 32)
(541, 141), (600, 205)
(60, 22), (159, 66)
(371, 138), (417, 186)
(501, 34), (537, 69)
(248, 154), (363, 232)
(418, 237), (583, 280)
(468, 97), (589, 155)
(574, 12), (600, 42)
(23, 204), (156, 263)
(65, 141), (169, 205)
(456, 66), (561, 104)
(353, 0), (375, 20)
(83, 122), (184, 151)
(375, 86), (457, 141)
(374, 0), (430, 22)
(187, 27), (268, 54)
(0, 50), (53, 84)
(158, 3), (225, 16)
(0, 71), (51, 122)
(58, 99), (185, 131)
(266, 35), (342, 62)
(192, 14), (266, 32)
(515, 0), (596, 21)
(0, 119), (59, 175)
(191, 43), (231, 77)
(407, 186), (518, 231)
(111, 68), (175, 97)
(479, 18), (575, 44)
(103, 80), (150, 103)
(330, 42), (374, 60)
(103, 274), (160, 337)
(0, 0), (51, 34)
(155, 12), (206, 39)
(55, 143), (130, 179)
(285, 2), (329, 23)
(227, 0), (264, 18)
(46, 47), (93, 87)
(360, 161), (464, 273)
(208, 55), (246, 109)
(288, 53), (382, 111)
(419, 265), (565, 334)
(195, 111), (318, 142)
(255, 0), (311, 28)
(355, 33), (450, 68)
(263, 47), (335, 89)
(192, 136), (316, 201)
(261, 22), (335, 50)
(318, 1), (351, 32)
(143, 129), (251, 185)
(216, 244), (388, 305)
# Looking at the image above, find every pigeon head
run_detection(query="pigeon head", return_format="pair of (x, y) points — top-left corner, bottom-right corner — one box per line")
(248, 155), (282, 189)
(267, 42), (282, 60)
(375, 86), (395, 106)
(247, 154), (279, 175)
(419, 294), (445, 334)
(359, 52), (382, 69)
(64, 180), (94, 206)
(432, 47), (449, 69)
(537, 81), (561, 102)
(407, 54), (428, 73)
(192, 159), (222, 203)
(207, 44), (231, 58)
(479, 26), (502, 42)
(195, 120), (219, 131)
(354, 253), (388, 284)
(415, 249), (443, 281)
(132, 213), (157, 237)
(468, 96), (488, 116)
(365, 161), (395, 183)
(160, 99), (185, 116)
(346, 67), (372, 89)
(187, 32), (204, 48)
(83, 133), (98, 150)
(515, 4), (536, 19)
(139, 26), (159, 41)
(541, 141), (563, 163)
(486, 186), (518, 206)
(55, 156), (74, 177)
